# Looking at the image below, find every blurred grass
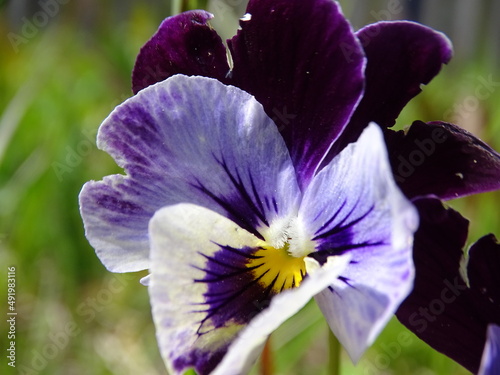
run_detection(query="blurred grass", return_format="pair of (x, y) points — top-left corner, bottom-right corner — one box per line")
(0, 1), (498, 374)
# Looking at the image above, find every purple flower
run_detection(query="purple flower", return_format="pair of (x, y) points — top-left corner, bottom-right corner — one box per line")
(79, 0), (500, 373)
(80, 74), (417, 374)
(129, 0), (500, 372)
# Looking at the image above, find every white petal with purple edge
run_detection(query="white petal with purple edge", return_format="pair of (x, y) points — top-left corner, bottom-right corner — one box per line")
(149, 204), (261, 375)
(149, 203), (351, 375)
(299, 123), (418, 361)
(479, 324), (500, 375)
(79, 75), (300, 272)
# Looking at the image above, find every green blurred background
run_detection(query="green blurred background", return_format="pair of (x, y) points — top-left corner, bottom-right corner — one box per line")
(0, 0), (499, 374)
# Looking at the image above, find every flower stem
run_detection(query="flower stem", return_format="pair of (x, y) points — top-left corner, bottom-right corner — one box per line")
(261, 337), (274, 375)
(171, 0), (182, 15)
(328, 330), (341, 375)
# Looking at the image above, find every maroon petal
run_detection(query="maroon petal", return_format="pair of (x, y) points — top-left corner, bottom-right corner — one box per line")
(227, 0), (365, 188)
(467, 234), (500, 325)
(385, 121), (500, 200)
(328, 21), (452, 157)
(132, 10), (230, 94)
(396, 197), (500, 373)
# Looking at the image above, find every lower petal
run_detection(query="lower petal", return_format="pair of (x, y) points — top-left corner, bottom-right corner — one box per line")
(148, 203), (350, 375)
(213, 255), (351, 375)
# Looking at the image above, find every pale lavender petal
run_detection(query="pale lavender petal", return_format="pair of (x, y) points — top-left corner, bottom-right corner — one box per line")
(298, 123), (418, 361)
(479, 324), (500, 375)
(79, 75), (300, 272)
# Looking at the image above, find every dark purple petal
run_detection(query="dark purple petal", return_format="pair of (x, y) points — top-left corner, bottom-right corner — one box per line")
(131, 10), (230, 94)
(467, 234), (500, 324)
(396, 197), (500, 373)
(385, 120), (500, 200)
(327, 21), (452, 158)
(227, 0), (365, 188)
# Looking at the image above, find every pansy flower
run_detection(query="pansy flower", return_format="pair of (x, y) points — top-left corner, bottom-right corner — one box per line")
(79, 0), (500, 373)
(80, 73), (417, 373)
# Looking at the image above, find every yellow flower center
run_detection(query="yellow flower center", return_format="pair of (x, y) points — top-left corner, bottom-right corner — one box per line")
(247, 244), (306, 293)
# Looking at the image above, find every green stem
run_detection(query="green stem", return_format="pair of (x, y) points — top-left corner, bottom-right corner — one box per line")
(171, 0), (182, 15)
(328, 330), (341, 375)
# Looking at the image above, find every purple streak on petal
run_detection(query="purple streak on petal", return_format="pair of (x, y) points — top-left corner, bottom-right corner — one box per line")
(327, 21), (452, 159)
(173, 348), (226, 375)
(227, 0), (365, 188)
(132, 10), (230, 94)
(479, 324), (500, 375)
(385, 121), (500, 200)
(396, 197), (500, 374)
(194, 244), (276, 333)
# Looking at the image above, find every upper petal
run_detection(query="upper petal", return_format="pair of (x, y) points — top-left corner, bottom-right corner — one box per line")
(298, 123), (418, 361)
(228, 0), (365, 188)
(148, 203), (351, 375)
(131, 11), (230, 94)
(479, 324), (500, 375)
(328, 21), (452, 157)
(79, 75), (300, 272)
(396, 198), (500, 374)
(385, 120), (500, 200)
